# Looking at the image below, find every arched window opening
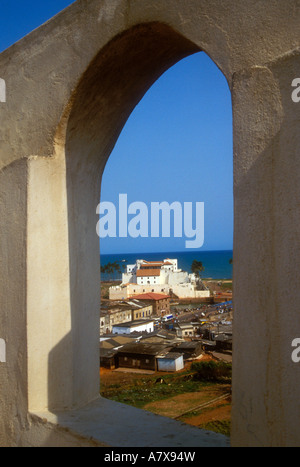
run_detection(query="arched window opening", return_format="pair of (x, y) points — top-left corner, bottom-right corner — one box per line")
(99, 51), (233, 434)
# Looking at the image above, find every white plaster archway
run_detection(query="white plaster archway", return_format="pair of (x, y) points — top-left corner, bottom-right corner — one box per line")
(1, 0), (300, 447)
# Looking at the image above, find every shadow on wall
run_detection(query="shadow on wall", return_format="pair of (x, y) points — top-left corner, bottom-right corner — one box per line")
(59, 23), (200, 412)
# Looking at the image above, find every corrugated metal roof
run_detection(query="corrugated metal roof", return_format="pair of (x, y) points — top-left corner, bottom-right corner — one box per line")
(113, 318), (154, 328)
(117, 342), (171, 356)
(157, 352), (183, 360)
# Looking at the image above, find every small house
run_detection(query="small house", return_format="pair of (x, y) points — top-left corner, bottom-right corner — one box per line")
(99, 335), (137, 369)
(174, 323), (196, 338)
(116, 342), (171, 371)
(171, 341), (203, 361)
(156, 352), (184, 372)
(100, 348), (118, 369)
(215, 333), (233, 352)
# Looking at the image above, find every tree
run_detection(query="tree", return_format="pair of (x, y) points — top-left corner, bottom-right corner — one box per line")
(105, 262), (114, 280)
(191, 260), (205, 278)
(100, 261), (124, 281)
(113, 261), (121, 279)
(229, 258), (233, 265)
(191, 361), (232, 381)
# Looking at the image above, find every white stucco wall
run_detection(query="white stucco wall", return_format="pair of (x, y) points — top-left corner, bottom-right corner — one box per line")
(112, 321), (154, 335)
(157, 355), (184, 372)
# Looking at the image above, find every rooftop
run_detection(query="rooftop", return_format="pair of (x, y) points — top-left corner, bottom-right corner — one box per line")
(141, 261), (165, 266)
(99, 335), (136, 349)
(112, 318), (155, 328)
(101, 299), (150, 313)
(157, 351), (183, 360)
(117, 342), (171, 356)
(136, 269), (161, 277)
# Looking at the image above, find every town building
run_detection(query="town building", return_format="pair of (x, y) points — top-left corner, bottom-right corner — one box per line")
(100, 299), (153, 334)
(99, 335), (136, 369)
(99, 330), (201, 372)
(175, 323), (197, 339)
(116, 342), (169, 371)
(130, 292), (171, 317)
(170, 341), (203, 361)
(129, 299), (153, 320)
(112, 319), (155, 335)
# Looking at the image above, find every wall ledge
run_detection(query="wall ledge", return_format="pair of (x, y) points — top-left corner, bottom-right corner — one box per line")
(32, 396), (230, 447)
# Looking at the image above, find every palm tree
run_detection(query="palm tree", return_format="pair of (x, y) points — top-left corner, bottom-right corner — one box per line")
(104, 262), (113, 280)
(113, 261), (121, 280)
(191, 260), (205, 278)
(100, 263), (110, 280)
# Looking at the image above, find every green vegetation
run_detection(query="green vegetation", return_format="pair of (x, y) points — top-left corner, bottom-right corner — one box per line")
(100, 261), (125, 280)
(200, 420), (231, 437)
(101, 362), (231, 407)
(101, 362), (232, 437)
(101, 372), (204, 408)
(191, 361), (232, 382)
(220, 281), (232, 291)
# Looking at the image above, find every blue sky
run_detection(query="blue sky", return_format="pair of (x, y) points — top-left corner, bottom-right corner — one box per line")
(0, 1), (233, 255)
(0, 1), (76, 51)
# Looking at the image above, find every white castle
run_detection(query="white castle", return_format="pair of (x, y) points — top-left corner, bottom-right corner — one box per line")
(109, 258), (210, 300)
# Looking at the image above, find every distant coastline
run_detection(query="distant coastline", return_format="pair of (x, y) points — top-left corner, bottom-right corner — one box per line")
(100, 249), (233, 280)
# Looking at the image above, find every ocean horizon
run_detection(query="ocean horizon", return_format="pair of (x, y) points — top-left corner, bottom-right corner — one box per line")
(100, 249), (233, 280)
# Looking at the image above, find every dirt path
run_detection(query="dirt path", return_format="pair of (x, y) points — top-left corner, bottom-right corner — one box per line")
(143, 384), (231, 420)
(181, 398), (231, 427)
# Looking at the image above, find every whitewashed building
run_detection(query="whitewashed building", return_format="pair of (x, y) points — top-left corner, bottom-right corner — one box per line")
(123, 259), (179, 285)
(109, 258), (210, 299)
(112, 319), (155, 335)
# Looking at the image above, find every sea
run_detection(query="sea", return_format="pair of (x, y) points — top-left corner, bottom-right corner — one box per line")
(100, 249), (233, 281)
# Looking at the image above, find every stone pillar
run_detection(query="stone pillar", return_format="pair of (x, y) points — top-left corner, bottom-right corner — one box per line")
(232, 57), (300, 446)
(26, 152), (101, 413)
(0, 159), (29, 446)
